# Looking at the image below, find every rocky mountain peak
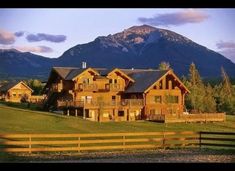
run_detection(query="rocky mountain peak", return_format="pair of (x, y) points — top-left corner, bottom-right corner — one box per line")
(125, 25), (157, 35)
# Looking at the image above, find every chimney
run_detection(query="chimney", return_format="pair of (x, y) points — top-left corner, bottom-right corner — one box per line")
(82, 62), (87, 69)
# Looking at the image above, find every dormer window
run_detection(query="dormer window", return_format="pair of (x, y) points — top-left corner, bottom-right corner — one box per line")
(109, 79), (117, 84)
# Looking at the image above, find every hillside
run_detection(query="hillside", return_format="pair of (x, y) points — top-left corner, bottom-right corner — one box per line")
(1, 25), (235, 80)
(0, 105), (235, 133)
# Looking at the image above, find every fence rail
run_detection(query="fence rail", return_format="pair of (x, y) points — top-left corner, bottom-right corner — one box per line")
(199, 131), (235, 148)
(0, 131), (234, 153)
(149, 113), (226, 123)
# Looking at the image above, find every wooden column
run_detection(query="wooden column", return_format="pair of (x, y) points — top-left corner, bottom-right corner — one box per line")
(162, 77), (166, 89)
(83, 108), (86, 119)
(169, 80), (172, 90)
(182, 93), (185, 105)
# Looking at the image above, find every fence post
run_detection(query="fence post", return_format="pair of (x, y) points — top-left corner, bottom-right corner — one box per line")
(162, 132), (165, 149)
(29, 136), (32, 154)
(199, 132), (202, 148)
(78, 136), (80, 153)
(123, 135), (126, 151)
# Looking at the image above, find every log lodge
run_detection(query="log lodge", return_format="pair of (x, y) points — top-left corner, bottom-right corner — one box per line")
(43, 66), (193, 122)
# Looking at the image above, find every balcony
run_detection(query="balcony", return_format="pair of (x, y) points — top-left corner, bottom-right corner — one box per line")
(75, 83), (98, 92)
(57, 99), (144, 108)
(106, 84), (123, 91)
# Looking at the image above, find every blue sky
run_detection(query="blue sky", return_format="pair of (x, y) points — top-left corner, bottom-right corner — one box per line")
(0, 8), (235, 63)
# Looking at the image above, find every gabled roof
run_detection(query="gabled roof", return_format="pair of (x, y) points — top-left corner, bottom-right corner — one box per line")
(0, 81), (33, 93)
(107, 68), (135, 82)
(65, 68), (87, 80)
(52, 67), (99, 81)
(53, 67), (77, 79)
(124, 70), (169, 93)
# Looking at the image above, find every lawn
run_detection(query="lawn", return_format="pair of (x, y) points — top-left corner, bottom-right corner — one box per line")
(0, 104), (235, 162)
(0, 105), (235, 134)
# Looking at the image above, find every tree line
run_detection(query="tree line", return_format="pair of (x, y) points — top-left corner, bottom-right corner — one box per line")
(158, 62), (235, 115)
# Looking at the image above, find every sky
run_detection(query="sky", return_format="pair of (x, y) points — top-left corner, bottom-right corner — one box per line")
(0, 8), (235, 63)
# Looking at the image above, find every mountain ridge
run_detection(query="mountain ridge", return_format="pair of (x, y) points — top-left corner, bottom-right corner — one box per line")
(1, 25), (235, 80)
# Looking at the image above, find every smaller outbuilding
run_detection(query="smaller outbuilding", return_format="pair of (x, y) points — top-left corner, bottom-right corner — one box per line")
(0, 81), (33, 103)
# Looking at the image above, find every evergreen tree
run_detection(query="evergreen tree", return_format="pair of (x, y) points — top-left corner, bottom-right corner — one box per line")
(158, 61), (171, 70)
(203, 83), (217, 112)
(27, 79), (44, 95)
(217, 67), (235, 114)
(185, 63), (205, 113)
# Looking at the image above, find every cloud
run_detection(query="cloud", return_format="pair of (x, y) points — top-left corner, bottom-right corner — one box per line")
(216, 41), (235, 63)
(26, 33), (66, 43)
(15, 45), (53, 53)
(0, 45), (53, 53)
(14, 31), (25, 37)
(138, 9), (209, 27)
(216, 41), (235, 49)
(0, 29), (16, 45)
(218, 49), (235, 63)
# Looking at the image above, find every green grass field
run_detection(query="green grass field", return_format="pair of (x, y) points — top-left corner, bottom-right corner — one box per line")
(0, 104), (235, 134)
(0, 104), (235, 162)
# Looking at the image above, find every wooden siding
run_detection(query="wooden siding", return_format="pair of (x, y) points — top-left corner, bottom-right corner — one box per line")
(44, 68), (193, 122)
(1, 82), (32, 103)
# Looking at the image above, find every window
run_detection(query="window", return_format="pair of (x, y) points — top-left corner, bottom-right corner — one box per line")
(154, 96), (162, 103)
(109, 79), (117, 84)
(86, 96), (92, 103)
(13, 94), (16, 97)
(18, 94), (22, 97)
(83, 78), (89, 84)
(103, 113), (109, 118)
(112, 96), (116, 100)
(118, 110), (125, 117)
(166, 96), (179, 104)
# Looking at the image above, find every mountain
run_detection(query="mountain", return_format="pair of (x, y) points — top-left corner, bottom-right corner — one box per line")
(0, 49), (56, 80)
(58, 25), (235, 78)
(1, 25), (235, 80)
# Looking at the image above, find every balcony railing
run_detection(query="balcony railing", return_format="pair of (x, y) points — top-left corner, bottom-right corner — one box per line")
(105, 84), (123, 91)
(75, 83), (98, 91)
(57, 99), (144, 108)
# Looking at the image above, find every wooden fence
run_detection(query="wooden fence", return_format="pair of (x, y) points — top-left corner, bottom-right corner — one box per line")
(0, 132), (199, 153)
(199, 131), (235, 148)
(149, 113), (226, 123)
(0, 131), (234, 153)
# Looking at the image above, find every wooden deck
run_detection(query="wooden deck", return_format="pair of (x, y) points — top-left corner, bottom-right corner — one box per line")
(57, 99), (144, 108)
(148, 113), (226, 123)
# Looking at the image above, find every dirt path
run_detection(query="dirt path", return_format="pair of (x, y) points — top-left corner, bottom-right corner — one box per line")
(8, 148), (235, 163)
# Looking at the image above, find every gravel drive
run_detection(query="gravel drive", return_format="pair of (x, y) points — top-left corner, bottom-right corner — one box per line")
(6, 148), (234, 163)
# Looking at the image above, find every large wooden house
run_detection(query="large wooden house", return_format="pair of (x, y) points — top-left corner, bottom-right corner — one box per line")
(43, 67), (190, 122)
(0, 81), (33, 103)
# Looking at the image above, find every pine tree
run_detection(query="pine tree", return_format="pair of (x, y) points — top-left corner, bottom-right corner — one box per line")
(185, 63), (206, 113)
(158, 61), (171, 70)
(203, 83), (217, 112)
(218, 67), (235, 114)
